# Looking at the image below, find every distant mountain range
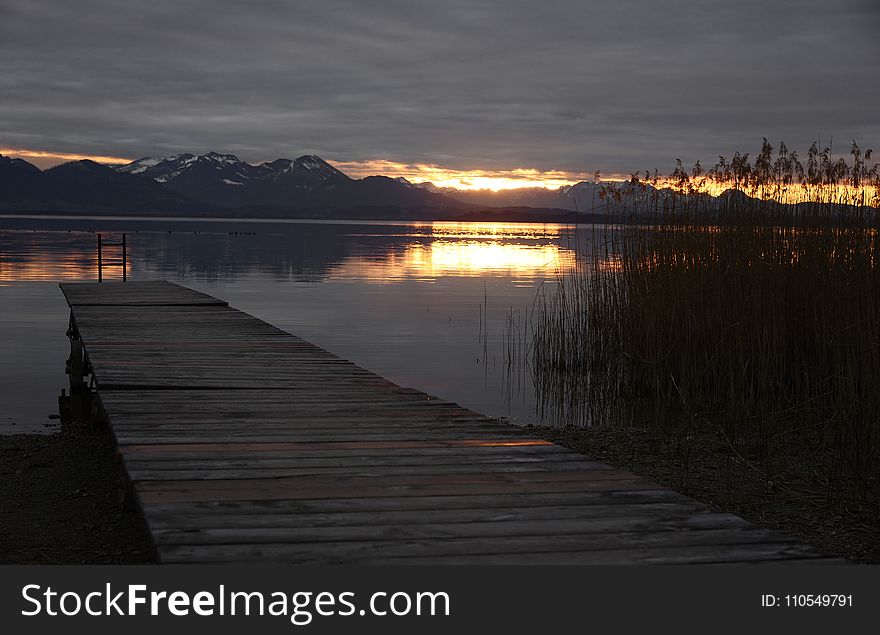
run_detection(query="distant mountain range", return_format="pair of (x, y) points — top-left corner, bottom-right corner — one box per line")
(0, 154), (196, 214)
(0, 151), (614, 220)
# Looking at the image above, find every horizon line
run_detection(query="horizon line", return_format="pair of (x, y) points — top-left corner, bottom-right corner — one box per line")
(0, 147), (618, 191)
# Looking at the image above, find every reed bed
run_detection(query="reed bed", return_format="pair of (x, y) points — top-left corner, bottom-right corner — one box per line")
(528, 140), (880, 510)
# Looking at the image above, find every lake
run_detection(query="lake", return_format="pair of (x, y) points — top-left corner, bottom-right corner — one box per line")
(0, 215), (583, 434)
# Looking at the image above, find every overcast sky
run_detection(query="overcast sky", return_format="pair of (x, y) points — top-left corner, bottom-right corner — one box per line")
(1, 0), (878, 177)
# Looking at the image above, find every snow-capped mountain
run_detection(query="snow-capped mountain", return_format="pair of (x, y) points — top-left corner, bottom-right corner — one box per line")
(111, 151), (459, 211)
(118, 153), (197, 180)
(115, 152), (353, 208)
(256, 155), (350, 186)
(120, 152), (348, 184)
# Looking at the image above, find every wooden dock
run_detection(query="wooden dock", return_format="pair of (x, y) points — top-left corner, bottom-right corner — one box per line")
(60, 280), (828, 564)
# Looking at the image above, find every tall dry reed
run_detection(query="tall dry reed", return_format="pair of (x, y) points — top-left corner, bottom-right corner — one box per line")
(529, 140), (880, 508)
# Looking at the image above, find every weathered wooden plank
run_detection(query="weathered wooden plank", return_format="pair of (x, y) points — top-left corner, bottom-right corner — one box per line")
(122, 451), (587, 470)
(137, 474), (664, 504)
(138, 489), (693, 516)
(126, 460), (612, 481)
(155, 527), (809, 563)
(117, 444), (575, 464)
(151, 512), (756, 546)
(100, 394), (455, 410)
(115, 433), (538, 448)
(142, 501), (709, 531)
(119, 439), (554, 453)
(110, 420), (503, 434)
(62, 280), (227, 306)
(110, 423), (523, 437)
(109, 414), (493, 428)
(315, 544), (834, 565)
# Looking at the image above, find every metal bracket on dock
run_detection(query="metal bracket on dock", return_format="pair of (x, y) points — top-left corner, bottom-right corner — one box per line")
(64, 311), (95, 422)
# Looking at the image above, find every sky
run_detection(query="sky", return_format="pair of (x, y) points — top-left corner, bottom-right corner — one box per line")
(1, 0), (878, 188)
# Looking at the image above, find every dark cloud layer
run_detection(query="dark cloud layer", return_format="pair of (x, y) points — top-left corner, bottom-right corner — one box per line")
(1, 0), (877, 174)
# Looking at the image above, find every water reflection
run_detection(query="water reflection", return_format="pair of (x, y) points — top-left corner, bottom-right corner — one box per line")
(411, 221), (566, 240)
(330, 241), (573, 282)
(330, 221), (574, 282)
(0, 217), (582, 434)
(0, 232), (96, 281)
(0, 230), (134, 282)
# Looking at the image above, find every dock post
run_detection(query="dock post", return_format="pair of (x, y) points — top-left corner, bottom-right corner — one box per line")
(65, 312), (92, 422)
(66, 313), (84, 392)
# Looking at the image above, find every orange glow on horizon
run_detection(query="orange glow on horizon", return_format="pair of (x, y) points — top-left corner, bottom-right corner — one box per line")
(0, 147), (132, 167)
(329, 159), (601, 191)
(623, 177), (879, 207)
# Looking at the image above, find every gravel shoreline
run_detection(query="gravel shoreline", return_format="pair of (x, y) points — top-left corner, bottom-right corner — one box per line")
(532, 425), (878, 564)
(0, 422), (154, 564)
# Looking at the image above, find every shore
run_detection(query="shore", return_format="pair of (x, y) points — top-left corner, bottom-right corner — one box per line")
(533, 425), (879, 564)
(0, 422), (154, 564)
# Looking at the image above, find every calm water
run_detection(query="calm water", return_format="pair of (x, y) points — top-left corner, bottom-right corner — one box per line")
(0, 216), (583, 434)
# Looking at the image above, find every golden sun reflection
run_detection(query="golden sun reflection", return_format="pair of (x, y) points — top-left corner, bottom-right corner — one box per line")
(0, 252), (127, 282)
(329, 222), (575, 282)
(410, 221), (567, 240)
(0, 232), (127, 282)
(0, 254), (99, 281)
